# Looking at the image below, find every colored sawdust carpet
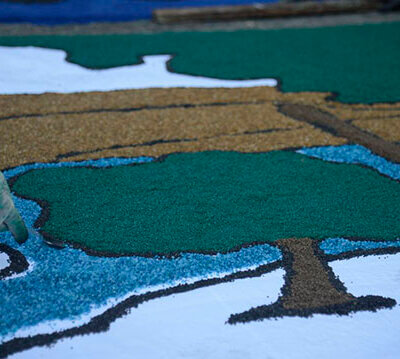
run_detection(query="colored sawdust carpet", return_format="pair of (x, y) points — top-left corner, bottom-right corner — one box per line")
(1, 21), (400, 359)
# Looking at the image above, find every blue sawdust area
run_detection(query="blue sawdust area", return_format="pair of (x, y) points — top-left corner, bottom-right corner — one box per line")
(0, 0), (279, 24)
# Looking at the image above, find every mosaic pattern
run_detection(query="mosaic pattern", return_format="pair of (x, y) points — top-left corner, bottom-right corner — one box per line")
(1, 145), (400, 357)
(0, 22), (399, 358)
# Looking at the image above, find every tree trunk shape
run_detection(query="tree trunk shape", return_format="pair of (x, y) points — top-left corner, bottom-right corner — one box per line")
(278, 237), (353, 309)
(228, 237), (396, 324)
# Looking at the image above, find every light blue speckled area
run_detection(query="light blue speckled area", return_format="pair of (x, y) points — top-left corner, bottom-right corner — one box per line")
(1, 145), (399, 339)
(320, 237), (400, 256)
(297, 144), (400, 181)
(4, 156), (154, 177)
(0, 157), (281, 338)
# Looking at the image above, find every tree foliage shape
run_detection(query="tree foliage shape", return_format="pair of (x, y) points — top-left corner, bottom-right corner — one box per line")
(11, 151), (400, 318)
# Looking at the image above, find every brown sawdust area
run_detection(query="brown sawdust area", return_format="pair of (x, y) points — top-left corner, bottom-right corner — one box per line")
(1, 86), (400, 170)
(276, 238), (353, 310)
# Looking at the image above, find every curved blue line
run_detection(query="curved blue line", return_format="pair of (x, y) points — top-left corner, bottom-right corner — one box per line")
(297, 144), (400, 181)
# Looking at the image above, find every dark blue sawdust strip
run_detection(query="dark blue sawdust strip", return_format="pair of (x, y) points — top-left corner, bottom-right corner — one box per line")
(0, 0), (278, 24)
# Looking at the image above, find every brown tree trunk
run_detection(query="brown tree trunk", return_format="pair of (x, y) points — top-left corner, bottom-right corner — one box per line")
(229, 237), (395, 324)
(278, 237), (353, 310)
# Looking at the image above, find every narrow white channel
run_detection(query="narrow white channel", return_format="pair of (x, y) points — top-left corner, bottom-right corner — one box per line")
(0, 251), (10, 271)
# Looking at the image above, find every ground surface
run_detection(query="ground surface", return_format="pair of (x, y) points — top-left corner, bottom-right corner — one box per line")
(1, 11), (400, 359)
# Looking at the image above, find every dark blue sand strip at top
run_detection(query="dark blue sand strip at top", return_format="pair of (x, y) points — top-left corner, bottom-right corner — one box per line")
(0, 0), (278, 25)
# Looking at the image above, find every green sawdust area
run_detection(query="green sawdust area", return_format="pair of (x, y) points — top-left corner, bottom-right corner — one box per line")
(1, 22), (400, 103)
(12, 151), (400, 256)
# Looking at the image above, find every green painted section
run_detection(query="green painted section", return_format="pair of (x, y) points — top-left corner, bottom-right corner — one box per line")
(1, 22), (400, 103)
(12, 151), (400, 255)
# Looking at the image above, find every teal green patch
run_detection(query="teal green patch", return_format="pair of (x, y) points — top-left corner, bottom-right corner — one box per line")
(1, 22), (400, 103)
(12, 151), (400, 256)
